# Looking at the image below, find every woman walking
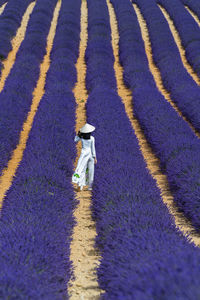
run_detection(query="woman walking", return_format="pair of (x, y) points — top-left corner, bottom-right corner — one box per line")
(72, 123), (97, 191)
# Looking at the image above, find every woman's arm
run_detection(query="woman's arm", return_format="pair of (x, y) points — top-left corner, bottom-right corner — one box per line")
(74, 135), (81, 142)
(91, 136), (97, 163)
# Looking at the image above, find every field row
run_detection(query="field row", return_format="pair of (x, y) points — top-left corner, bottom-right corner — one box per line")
(0, 0), (79, 298)
(0, 0), (200, 298)
(86, 0), (200, 298)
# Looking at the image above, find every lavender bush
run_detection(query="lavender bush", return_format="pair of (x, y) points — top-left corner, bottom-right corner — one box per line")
(180, 0), (200, 19)
(0, 0), (81, 298)
(133, 0), (200, 135)
(0, 0), (33, 64)
(0, 0), (7, 8)
(116, 0), (200, 230)
(85, 0), (116, 92)
(157, 0), (200, 78)
(84, 0), (200, 298)
(0, 0), (57, 175)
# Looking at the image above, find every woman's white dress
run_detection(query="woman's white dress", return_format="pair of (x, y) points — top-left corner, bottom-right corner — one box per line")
(72, 135), (96, 188)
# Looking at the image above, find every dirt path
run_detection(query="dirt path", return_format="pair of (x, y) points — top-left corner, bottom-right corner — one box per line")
(107, 0), (200, 248)
(0, 2), (36, 93)
(67, 1), (104, 299)
(158, 4), (200, 86)
(185, 6), (200, 27)
(134, 4), (200, 139)
(0, 0), (61, 208)
(0, 2), (7, 14)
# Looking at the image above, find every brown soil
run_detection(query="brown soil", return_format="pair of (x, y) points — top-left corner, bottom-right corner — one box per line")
(158, 5), (200, 85)
(0, 2), (36, 93)
(185, 6), (200, 27)
(67, 1), (105, 299)
(107, 0), (200, 248)
(0, 2), (7, 15)
(134, 4), (200, 139)
(0, 1), (61, 208)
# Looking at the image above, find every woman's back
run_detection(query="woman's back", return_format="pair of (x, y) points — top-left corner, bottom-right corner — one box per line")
(81, 136), (94, 151)
(72, 123), (96, 190)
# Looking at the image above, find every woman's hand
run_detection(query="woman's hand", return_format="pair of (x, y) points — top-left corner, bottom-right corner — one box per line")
(94, 158), (97, 164)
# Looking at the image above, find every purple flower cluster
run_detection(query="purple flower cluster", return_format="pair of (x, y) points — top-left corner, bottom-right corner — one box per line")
(0, 0), (33, 65)
(0, 0), (57, 176)
(157, 0), (200, 78)
(135, 0), (200, 134)
(0, 0), (81, 298)
(118, 0), (200, 230)
(0, 0), (7, 7)
(180, 0), (200, 19)
(85, 0), (116, 92)
(85, 0), (200, 298)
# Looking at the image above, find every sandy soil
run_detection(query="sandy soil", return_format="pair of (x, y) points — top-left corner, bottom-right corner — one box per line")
(0, 2), (7, 15)
(67, 1), (105, 299)
(158, 4), (200, 86)
(0, 2), (36, 93)
(134, 4), (200, 139)
(0, 1), (61, 208)
(107, 0), (200, 248)
(185, 6), (200, 27)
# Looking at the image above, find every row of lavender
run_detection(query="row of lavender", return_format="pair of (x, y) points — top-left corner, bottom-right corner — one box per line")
(125, 0), (200, 230)
(0, 0), (7, 7)
(85, 0), (200, 298)
(0, 0), (81, 298)
(155, 0), (200, 133)
(181, 0), (200, 19)
(135, 0), (200, 134)
(157, 0), (200, 78)
(0, 0), (57, 176)
(0, 0), (33, 66)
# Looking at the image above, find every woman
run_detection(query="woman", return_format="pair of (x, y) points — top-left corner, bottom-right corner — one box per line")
(72, 123), (97, 191)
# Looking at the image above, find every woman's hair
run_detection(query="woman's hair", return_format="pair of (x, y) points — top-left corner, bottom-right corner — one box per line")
(78, 132), (91, 139)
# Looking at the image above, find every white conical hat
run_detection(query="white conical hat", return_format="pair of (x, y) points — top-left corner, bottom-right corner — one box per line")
(80, 123), (95, 133)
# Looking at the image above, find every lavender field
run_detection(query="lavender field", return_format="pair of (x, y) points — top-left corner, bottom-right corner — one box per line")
(0, 0), (200, 299)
